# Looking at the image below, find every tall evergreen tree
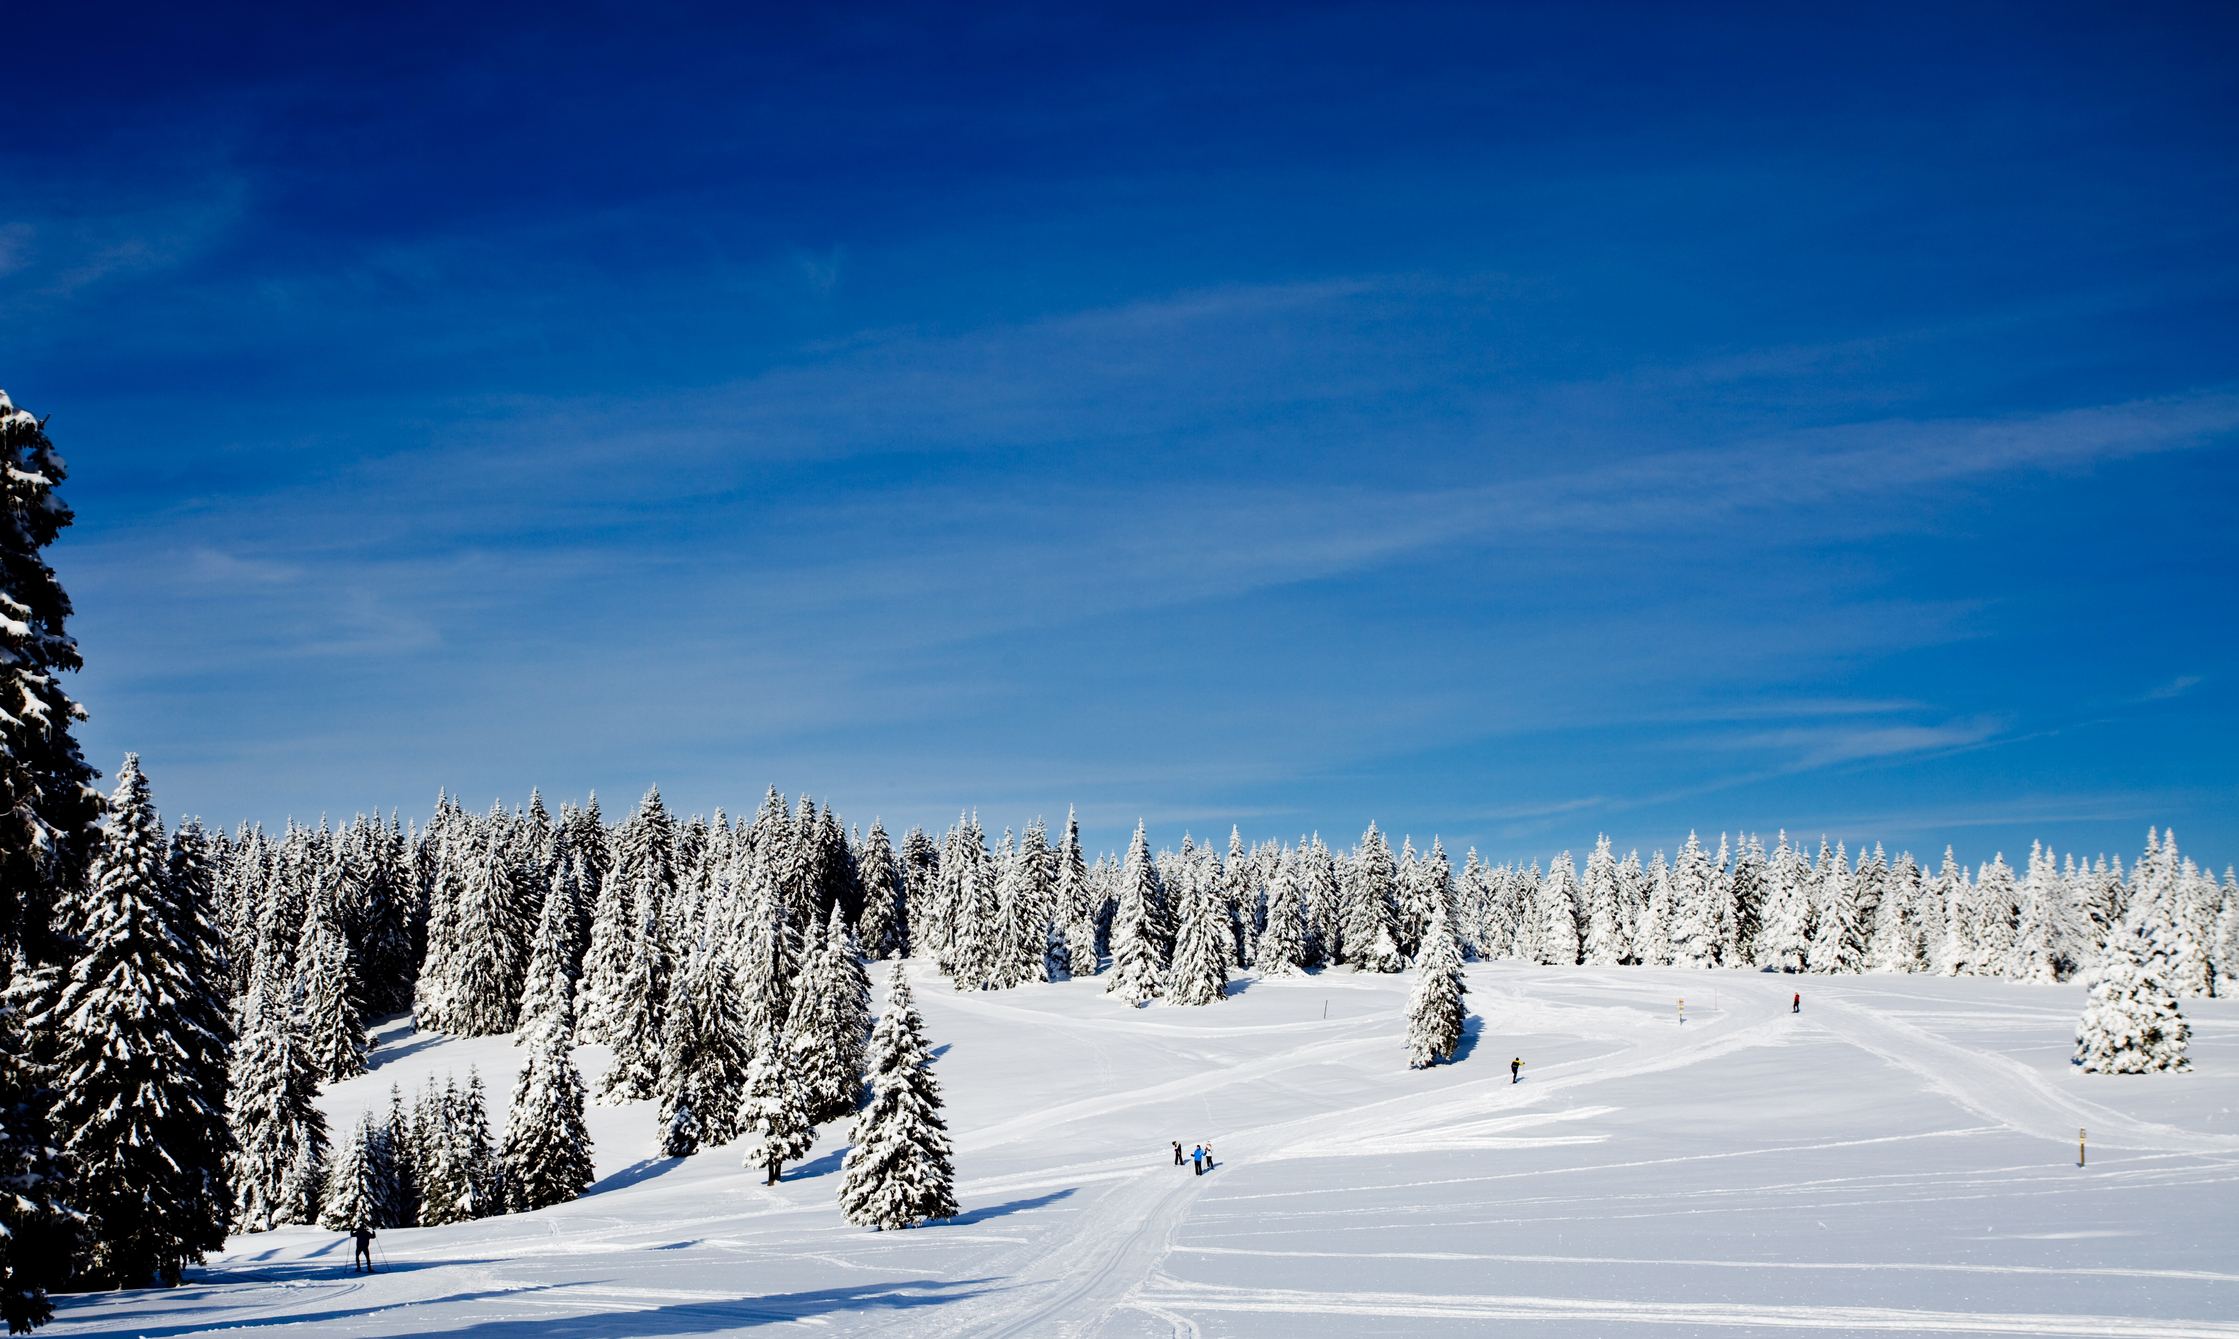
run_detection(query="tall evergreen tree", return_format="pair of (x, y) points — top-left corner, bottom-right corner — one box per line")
(228, 982), (328, 1232)
(1105, 824), (1166, 1004)
(1538, 851), (1582, 967)
(658, 935), (754, 1145)
(837, 966), (956, 1229)
(855, 821), (905, 961)
(2075, 916), (2190, 1073)
(1756, 835), (1811, 972)
(1581, 836), (1625, 966)
(0, 392), (104, 961)
(785, 906), (871, 1124)
(42, 757), (232, 1287)
(1166, 868), (1231, 1007)
(1055, 808), (1098, 979)
(1406, 905), (1468, 1068)
(298, 883), (368, 1082)
(317, 1113), (385, 1232)
(502, 991), (595, 1212)
(739, 1025), (813, 1185)
(1256, 846), (1308, 977)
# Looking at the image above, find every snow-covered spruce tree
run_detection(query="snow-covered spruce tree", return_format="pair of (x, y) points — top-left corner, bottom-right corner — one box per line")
(2011, 842), (2070, 983)
(740, 1024), (814, 1185)
(941, 816), (997, 991)
(1256, 846), (1308, 977)
(1973, 852), (2020, 977)
(1406, 905), (1468, 1068)
(1341, 826), (1405, 974)
(837, 966), (956, 1229)
(1106, 823), (1166, 1004)
(2075, 916), (2190, 1073)
(503, 996), (595, 1212)
(597, 894), (670, 1102)
(41, 757), (231, 1287)
(0, 994), (71, 1330)
(516, 861), (580, 1043)
(1296, 836), (1339, 966)
(1056, 808), (1098, 979)
(855, 821), (904, 962)
(1166, 868), (1231, 1007)
(1538, 851), (1583, 966)
(423, 1071), (498, 1225)
(1667, 833), (1718, 968)
(382, 1086), (417, 1227)
(986, 826), (1049, 990)
(657, 936), (753, 1146)
(1755, 835), (1810, 972)
(1806, 841), (1865, 974)
(228, 981), (329, 1232)
(298, 884), (367, 1082)
(785, 906), (870, 1124)
(318, 1113), (385, 1232)
(1581, 837), (1624, 966)
(0, 393), (104, 962)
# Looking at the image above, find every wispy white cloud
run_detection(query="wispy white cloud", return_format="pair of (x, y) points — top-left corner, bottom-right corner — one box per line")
(2140, 674), (2204, 701)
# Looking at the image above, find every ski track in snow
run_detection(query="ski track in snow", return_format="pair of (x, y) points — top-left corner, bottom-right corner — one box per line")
(43, 965), (2239, 1338)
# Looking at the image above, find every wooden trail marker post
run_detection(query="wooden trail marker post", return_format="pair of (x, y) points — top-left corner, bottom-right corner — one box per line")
(2079, 1127), (2086, 1168)
(1677, 997), (1685, 1025)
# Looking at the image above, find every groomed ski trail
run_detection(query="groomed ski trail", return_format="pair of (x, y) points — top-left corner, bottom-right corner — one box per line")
(901, 1162), (1210, 1339)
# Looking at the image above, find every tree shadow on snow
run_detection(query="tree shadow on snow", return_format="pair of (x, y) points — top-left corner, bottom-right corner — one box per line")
(364, 1030), (455, 1070)
(1450, 1014), (1485, 1064)
(58, 1278), (999, 1338)
(782, 1147), (848, 1181)
(588, 1155), (688, 1196)
(942, 1188), (1075, 1226)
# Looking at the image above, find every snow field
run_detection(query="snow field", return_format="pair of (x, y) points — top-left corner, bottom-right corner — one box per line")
(47, 963), (2239, 1338)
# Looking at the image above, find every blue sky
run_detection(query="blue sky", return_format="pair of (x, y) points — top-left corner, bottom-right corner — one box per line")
(4, 2), (2234, 867)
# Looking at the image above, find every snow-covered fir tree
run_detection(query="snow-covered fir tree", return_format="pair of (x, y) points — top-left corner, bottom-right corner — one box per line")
(2075, 915), (2190, 1074)
(1756, 835), (1811, 972)
(1256, 846), (1308, 977)
(1106, 823), (1167, 1004)
(0, 989), (71, 1330)
(1055, 808), (1098, 979)
(837, 965), (956, 1229)
(0, 392), (104, 959)
(1342, 824), (1406, 973)
(1406, 904), (1468, 1068)
(44, 756), (233, 1287)
(740, 1024), (814, 1185)
(228, 978), (329, 1232)
(503, 993), (595, 1211)
(1166, 863), (1232, 1006)
(297, 882), (368, 1082)
(1581, 837), (1624, 966)
(1538, 851), (1582, 966)
(318, 1112), (386, 1232)
(657, 932), (754, 1146)
(419, 1072), (498, 1225)
(1808, 842), (1866, 974)
(783, 906), (871, 1124)
(855, 820), (905, 962)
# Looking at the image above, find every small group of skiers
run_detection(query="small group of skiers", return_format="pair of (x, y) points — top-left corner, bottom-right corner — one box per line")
(1171, 1140), (1216, 1174)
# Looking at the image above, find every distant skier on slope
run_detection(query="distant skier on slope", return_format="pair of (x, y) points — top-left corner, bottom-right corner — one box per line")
(1793, 993), (1801, 1014)
(1511, 1057), (1523, 1084)
(1203, 1143), (1214, 1171)
(1173, 1140), (1184, 1166)
(351, 1224), (376, 1274)
(1191, 1144), (1205, 1175)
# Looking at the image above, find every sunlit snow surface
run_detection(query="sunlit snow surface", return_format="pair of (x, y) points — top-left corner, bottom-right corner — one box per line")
(50, 965), (2239, 1338)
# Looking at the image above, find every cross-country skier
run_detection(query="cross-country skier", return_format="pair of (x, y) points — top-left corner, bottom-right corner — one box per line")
(1173, 1141), (1183, 1166)
(1191, 1145), (1204, 1175)
(1511, 1057), (1523, 1084)
(352, 1224), (376, 1274)
(1792, 992), (1800, 1014)
(1203, 1143), (1214, 1171)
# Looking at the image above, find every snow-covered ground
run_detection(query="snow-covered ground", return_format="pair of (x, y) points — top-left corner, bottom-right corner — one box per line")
(49, 964), (2239, 1337)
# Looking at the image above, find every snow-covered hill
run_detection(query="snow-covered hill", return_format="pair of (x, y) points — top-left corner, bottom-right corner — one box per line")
(48, 964), (2239, 1338)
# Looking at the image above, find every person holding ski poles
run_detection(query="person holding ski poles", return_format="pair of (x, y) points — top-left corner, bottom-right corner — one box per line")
(1173, 1140), (1184, 1166)
(1792, 992), (1801, 1014)
(352, 1224), (376, 1274)
(1511, 1056), (1523, 1084)
(1191, 1144), (1205, 1175)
